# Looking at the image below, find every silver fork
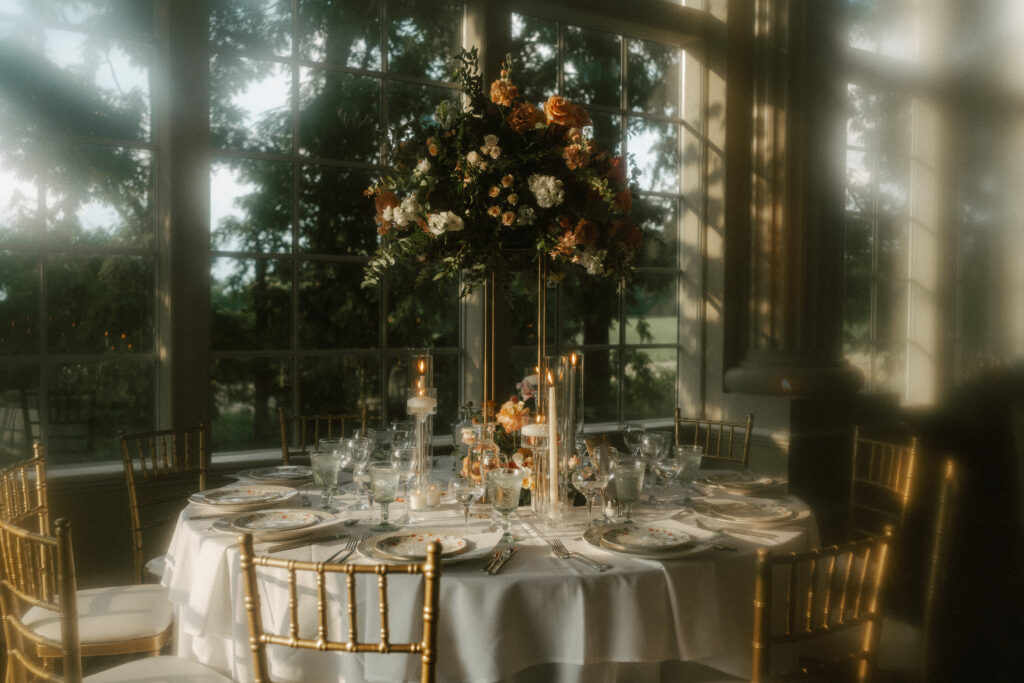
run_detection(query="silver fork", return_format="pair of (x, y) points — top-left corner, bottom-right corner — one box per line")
(548, 538), (610, 572)
(326, 532), (364, 563)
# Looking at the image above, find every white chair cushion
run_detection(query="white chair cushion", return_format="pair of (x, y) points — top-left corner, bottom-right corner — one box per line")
(85, 655), (231, 682)
(23, 584), (172, 644)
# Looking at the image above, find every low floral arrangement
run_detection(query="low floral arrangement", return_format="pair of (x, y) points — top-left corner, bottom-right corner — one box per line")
(363, 48), (641, 295)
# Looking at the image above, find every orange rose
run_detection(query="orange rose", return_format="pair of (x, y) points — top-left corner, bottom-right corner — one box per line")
(508, 102), (545, 133)
(490, 78), (519, 106)
(543, 95), (591, 128)
(573, 219), (599, 247)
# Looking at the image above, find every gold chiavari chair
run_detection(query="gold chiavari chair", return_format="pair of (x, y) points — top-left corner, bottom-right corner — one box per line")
(848, 427), (917, 541)
(278, 406), (369, 465)
(752, 527), (894, 682)
(120, 424), (210, 583)
(238, 533), (441, 683)
(0, 445), (174, 669)
(673, 410), (754, 470)
(0, 517), (229, 683)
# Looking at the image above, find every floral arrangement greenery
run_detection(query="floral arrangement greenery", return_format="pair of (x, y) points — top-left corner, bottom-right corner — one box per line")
(363, 48), (642, 295)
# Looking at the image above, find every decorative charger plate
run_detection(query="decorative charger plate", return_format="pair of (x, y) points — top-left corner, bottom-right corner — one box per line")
(600, 525), (691, 552)
(230, 510), (320, 533)
(241, 466), (313, 483)
(373, 532), (469, 560)
(357, 530), (498, 565)
(583, 524), (713, 560)
(189, 485), (297, 510)
(692, 498), (793, 523)
(212, 509), (339, 541)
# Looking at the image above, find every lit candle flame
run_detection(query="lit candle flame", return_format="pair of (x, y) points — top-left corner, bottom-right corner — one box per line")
(570, 352), (577, 365)
(547, 370), (554, 385)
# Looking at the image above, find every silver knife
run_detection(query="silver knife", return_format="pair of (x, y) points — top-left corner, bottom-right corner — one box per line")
(267, 532), (347, 553)
(489, 546), (517, 575)
(481, 549), (504, 572)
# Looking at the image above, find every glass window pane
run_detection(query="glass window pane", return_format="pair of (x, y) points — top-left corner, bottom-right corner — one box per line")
(625, 275), (677, 345)
(299, 165), (377, 255)
(210, 0), (292, 56)
(846, 147), (870, 211)
(0, 362), (39, 460)
(627, 38), (680, 116)
(587, 111), (623, 159)
(383, 352), (458, 429)
(629, 117), (678, 193)
(299, 67), (379, 161)
(843, 213), (872, 339)
(564, 24), (621, 108)
(622, 347), (674, 421)
(299, 0), (381, 70)
(633, 195), (677, 269)
(0, 140), (41, 245)
(584, 348), (618, 424)
(386, 266), (459, 348)
(559, 271), (617, 346)
(386, 0), (463, 81)
(508, 269), (556, 348)
(873, 340), (907, 394)
(211, 357), (289, 452)
(387, 81), (457, 132)
(510, 13), (557, 104)
(48, 359), (155, 465)
(846, 83), (874, 149)
(0, 251), (38, 355)
(300, 260), (380, 349)
(210, 54), (292, 153)
(299, 355), (380, 419)
(47, 254), (154, 354)
(211, 256), (292, 351)
(211, 158), (292, 253)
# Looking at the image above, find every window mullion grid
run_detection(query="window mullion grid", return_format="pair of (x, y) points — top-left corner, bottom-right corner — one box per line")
(378, 0), (391, 425)
(289, 1), (302, 416)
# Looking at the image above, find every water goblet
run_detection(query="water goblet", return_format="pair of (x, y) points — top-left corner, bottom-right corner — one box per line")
(391, 446), (418, 524)
(639, 432), (667, 502)
(622, 422), (646, 458)
(352, 464), (373, 510)
(347, 437), (372, 510)
(368, 462), (402, 531)
(673, 444), (705, 500)
(591, 444), (619, 522)
(310, 451), (342, 513)
(487, 468), (524, 543)
(450, 476), (485, 531)
(610, 458), (645, 524)
(390, 421), (414, 448)
(572, 458), (610, 528)
(655, 456), (684, 508)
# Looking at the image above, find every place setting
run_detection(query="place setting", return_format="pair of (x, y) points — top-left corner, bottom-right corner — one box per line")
(693, 470), (788, 497)
(356, 528), (502, 566)
(187, 484), (299, 514)
(581, 517), (728, 560)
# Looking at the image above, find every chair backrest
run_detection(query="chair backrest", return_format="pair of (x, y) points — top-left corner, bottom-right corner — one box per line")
(238, 532), (440, 683)
(0, 442), (48, 533)
(920, 458), (959, 679)
(673, 410), (754, 469)
(0, 517), (83, 683)
(120, 424), (210, 583)
(848, 427), (916, 540)
(752, 527), (894, 682)
(278, 407), (368, 465)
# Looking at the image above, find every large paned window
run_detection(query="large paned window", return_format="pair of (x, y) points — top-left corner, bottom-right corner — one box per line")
(0, 1), (158, 464)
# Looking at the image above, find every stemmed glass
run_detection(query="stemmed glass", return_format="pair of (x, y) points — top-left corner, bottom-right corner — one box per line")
(390, 421), (414, 449)
(610, 458), (645, 524)
(347, 437), (372, 511)
(572, 456), (610, 528)
(591, 443), (618, 523)
(450, 475), (485, 531)
(310, 450), (342, 513)
(487, 468), (524, 543)
(674, 444), (705, 501)
(654, 450), (685, 507)
(639, 432), (667, 504)
(622, 422), (646, 459)
(368, 462), (402, 531)
(391, 446), (417, 524)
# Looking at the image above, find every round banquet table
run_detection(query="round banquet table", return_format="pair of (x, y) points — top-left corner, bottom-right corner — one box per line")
(161, 481), (818, 682)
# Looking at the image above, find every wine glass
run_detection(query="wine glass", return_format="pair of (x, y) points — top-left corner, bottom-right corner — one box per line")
(655, 452), (685, 507)
(591, 443), (619, 523)
(450, 475), (485, 531)
(674, 444), (705, 499)
(391, 446), (417, 524)
(390, 421), (414, 448)
(310, 451), (342, 513)
(368, 462), (402, 531)
(352, 464), (373, 511)
(610, 458), (645, 524)
(486, 468), (524, 543)
(347, 437), (372, 510)
(639, 432), (667, 503)
(317, 437), (349, 500)
(572, 457), (610, 528)
(622, 422), (645, 458)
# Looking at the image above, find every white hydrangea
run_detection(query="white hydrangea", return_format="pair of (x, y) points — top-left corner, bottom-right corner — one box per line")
(527, 174), (564, 208)
(480, 134), (501, 159)
(517, 205), (536, 226)
(426, 211), (465, 236)
(383, 196), (422, 227)
(573, 248), (607, 275)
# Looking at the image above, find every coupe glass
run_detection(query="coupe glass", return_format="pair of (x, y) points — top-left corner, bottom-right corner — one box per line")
(655, 454), (684, 507)
(487, 468), (524, 543)
(390, 420), (414, 448)
(611, 458), (645, 524)
(450, 475), (485, 531)
(369, 462), (402, 531)
(622, 422), (645, 458)
(391, 446), (418, 524)
(310, 451), (342, 513)
(572, 457), (610, 527)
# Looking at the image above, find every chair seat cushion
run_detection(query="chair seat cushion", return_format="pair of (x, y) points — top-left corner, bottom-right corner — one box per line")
(85, 655), (231, 682)
(24, 584), (172, 644)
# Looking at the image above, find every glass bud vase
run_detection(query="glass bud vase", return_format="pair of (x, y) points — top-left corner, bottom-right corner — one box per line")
(468, 423), (502, 502)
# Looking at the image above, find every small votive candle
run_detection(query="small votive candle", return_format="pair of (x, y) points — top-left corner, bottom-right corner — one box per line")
(427, 481), (442, 507)
(409, 486), (427, 511)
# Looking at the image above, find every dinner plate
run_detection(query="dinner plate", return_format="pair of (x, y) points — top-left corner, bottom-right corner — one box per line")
(238, 466), (313, 484)
(583, 525), (713, 560)
(212, 509), (341, 541)
(189, 485), (298, 512)
(692, 498), (793, 523)
(696, 471), (786, 496)
(373, 532), (469, 560)
(600, 525), (691, 551)
(357, 530), (499, 565)
(230, 510), (320, 533)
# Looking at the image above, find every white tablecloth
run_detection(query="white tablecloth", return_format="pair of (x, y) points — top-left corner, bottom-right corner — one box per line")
(162, 489), (818, 682)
